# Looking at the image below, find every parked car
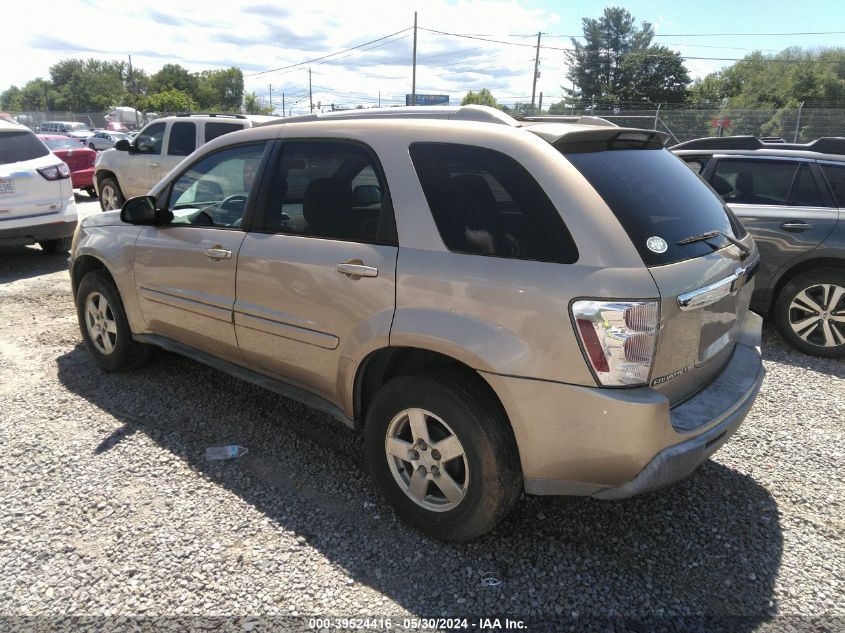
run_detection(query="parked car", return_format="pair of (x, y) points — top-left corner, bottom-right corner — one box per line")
(39, 121), (94, 145)
(0, 120), (77, 252)
(93, 113), (278, 211)
(38, 135), (97, 197)
(70, 106), (764, 540)
(674, 136), (845, 357)
(87, 131), (131, 151)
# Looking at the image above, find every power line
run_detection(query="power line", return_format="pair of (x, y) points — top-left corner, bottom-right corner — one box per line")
(245, 27), (413, 77)
(513, 30), (845, 38)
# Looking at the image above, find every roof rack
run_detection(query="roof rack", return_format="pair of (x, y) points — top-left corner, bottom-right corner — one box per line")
(518, 115), (617, 128)
(257, 105), (520, 127)
(672, 135), (845, 156)
(173, 113), (247, 119)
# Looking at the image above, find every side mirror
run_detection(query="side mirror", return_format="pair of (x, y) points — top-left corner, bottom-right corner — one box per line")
(114, 139), (131, 151)
(120, 196), (157, 224)
(352, 184), (382, 206)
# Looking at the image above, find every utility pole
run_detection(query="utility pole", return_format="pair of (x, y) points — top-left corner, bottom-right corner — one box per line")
(538, 91), (543, 113)
(378, 91), (381, 108)
(309, 68), (313, 113)
(530, 31), (541, 113)
(128, 55), (139, 127)
(411, 12), (418, 106)
(268, 83), (273, 114)
(282, 92), (285, 117)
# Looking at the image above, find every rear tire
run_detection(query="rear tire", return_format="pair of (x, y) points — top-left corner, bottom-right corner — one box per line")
(98, 176), (124, 212)
(39, 236), (73, 254)
(88, 143), (96, 150)
(775, 269), (845, 358)
(76, 271), (151, 371)
(364, 371), (522, 541)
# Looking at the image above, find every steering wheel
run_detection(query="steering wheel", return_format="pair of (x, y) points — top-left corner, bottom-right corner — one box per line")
(220, 194), (248, 212)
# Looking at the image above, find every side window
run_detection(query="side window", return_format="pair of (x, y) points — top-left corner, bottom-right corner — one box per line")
(134, 122), (166, 155)
(263, 140), (396, 244)
(409, 143), (578, 263)
(205, 122), (244, 143)
(787, 164), (827, 207)
(711, 158), (797, 205)
(166, 142), (268, 229)
(167, 122), (196, 157)
(682, 156), (710, 175)
(821, 164), (845, 208)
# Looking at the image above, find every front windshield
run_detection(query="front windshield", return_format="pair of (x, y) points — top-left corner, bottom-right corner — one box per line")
(44, 138), (82, 150)
(68, 122), (89, 131)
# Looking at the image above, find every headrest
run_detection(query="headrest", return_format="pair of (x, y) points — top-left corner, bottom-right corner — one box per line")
(303, 178), (352, 230)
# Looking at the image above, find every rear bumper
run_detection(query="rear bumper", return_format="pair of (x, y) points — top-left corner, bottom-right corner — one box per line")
(481, 312), (765, 498)
(70, 167), (94, 189)
(0, 220), (78, 244)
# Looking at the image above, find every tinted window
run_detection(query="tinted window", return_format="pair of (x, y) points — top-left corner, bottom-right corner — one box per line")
(711, 158), (797, 205)
(263, 140), (396, 244)
(410, 143), (578, 263)
(822, 164), (845, 207)
(167, 142), (268, 228)
(168, 122), (196, 156)
(134, 122), (166, 155)
(205, 122), (243, 143)
(682, 156), (710, 174)
(565, 148), (735, 266)
(0, 131), (50, 165)
(787, 164), (827, 207)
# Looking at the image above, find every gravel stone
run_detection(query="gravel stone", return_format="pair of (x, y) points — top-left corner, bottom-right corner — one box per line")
(0, 200), (842, 629)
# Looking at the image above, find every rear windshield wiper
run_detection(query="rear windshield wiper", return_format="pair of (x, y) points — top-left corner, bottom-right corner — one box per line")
(677, 230), (750, 259)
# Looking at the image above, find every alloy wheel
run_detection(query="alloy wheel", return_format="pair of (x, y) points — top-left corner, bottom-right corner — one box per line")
(788, 283), (845, 348)
(84, 291), (118, 355)
(101, 185), (119, 211)
(384, 407), (469, 512)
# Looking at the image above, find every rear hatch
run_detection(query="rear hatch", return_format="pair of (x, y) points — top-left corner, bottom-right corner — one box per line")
(548, 128), (758, 406)
(0, 129), (64, 221)
(54, 146), (96, 173)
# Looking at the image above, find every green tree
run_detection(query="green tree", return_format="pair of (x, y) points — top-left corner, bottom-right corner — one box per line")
(461, 88), (497, 107)
(141, 88), (197, 113)
(150, 64), (196, 96)
(0, 86), (22, 111)
(566, 7), (689, 106)
(194, 68), (244, 111)
(49, 59), (129, 111)
(242, 91), (273, 114)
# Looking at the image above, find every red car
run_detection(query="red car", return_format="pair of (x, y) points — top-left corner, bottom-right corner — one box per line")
(37, 135), (96, 197)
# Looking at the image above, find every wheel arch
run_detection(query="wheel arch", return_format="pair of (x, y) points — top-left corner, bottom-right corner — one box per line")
(71, 254), (114, 297)
(769, 257), (845, 312)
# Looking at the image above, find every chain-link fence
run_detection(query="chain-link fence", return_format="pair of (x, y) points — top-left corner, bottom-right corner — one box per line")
(554, 106), (845, 145)
(4, 106), (845, 145)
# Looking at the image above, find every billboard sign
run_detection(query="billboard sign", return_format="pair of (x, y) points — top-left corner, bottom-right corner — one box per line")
(406, 94), (449, 106)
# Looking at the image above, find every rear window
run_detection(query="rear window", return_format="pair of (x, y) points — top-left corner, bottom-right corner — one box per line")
(205, 122), (243, 143)
(0, 131), (50, 165)
(168, 122), (196, 156)
(564, 148), (736, 266)
(42, 137), (81, 150)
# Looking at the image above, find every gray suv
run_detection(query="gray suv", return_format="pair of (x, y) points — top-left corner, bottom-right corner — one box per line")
(674, 136), (845, 357)
(69, 106), (765, 540)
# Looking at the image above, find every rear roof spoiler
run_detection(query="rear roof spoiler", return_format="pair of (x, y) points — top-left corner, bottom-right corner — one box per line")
(529, 126), (670, 151)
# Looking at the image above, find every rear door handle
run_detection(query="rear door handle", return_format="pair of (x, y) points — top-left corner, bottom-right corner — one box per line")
(150, 162), (160, 168)
(204, 247), (232, 260)
(336, 262), (378, 278)
(781, 221), (814, 232)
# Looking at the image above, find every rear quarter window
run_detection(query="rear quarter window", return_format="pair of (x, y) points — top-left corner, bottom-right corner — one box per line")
(564, 148), (736, 266)
(821, 164), (845, 207)
(205, 122), (244, 143)
(0, 131), (50, 165)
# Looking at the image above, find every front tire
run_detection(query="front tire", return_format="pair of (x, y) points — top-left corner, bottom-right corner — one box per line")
(775, 269), (845, 358)
(98, 176), (124, 212)
(365, 371), (522, 541)
(76, 271), (151, 371)
(39, 236), (73, 254)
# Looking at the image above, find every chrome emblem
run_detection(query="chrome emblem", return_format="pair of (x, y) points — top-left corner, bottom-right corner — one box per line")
(646, 236), (668, 253)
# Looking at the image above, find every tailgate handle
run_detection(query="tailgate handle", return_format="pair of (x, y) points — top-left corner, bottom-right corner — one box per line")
(781, 221), (813, 232)
(678, 274), (737, 311)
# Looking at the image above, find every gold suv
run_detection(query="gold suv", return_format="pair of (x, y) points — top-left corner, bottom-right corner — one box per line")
(70, 106), (765, 541)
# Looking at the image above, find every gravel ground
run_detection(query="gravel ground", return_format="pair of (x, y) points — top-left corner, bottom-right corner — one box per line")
(0, 201), (842, 630)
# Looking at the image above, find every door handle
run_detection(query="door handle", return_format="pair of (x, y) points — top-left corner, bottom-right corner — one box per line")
(150, 162), (160, 168)
(336, 261), (378, 278)
(781, 221), (814, 232)
(204, 247), (232, 260)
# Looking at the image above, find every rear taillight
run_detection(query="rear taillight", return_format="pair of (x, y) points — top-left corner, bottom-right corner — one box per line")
(37, 163), (71, 180)
(571, 300), (659, 386)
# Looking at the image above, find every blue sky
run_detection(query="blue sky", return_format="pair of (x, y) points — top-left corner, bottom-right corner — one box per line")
(2, 0), (842, 115)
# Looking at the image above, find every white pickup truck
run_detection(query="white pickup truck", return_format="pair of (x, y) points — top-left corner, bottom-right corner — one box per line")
(93, 113), (277, 210)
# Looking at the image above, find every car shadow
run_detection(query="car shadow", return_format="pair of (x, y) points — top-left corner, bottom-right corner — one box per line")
(56, 344), (783, 628)
(761, 322), (844, 380)
(0, 244), (69, 283)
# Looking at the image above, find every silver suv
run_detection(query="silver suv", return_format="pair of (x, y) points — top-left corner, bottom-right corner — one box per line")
(674, 136), (845, 357)
(69, 106), (765, 540)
